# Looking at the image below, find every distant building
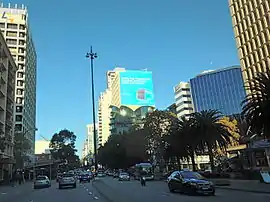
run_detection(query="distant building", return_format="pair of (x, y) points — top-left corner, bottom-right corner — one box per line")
(35, 140), (50, 154)
(109, 68), (155, 134)
(82, 124), (98, 160)
(166, 103), (177, 115)
(174, 82), (194, 118)
(190, 66), (246, 115)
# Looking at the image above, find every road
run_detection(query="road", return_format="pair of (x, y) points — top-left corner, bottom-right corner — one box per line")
(0, 177), (269, 202)
(0, 181), (106, 202)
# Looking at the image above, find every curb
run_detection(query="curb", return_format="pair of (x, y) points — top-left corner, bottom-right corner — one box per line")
(216, 186), (270, 194)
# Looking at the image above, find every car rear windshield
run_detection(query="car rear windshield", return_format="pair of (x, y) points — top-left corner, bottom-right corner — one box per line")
(63, 174), (74, 177)
(36, 176), (46, 180)
(181, 172), (204, 179)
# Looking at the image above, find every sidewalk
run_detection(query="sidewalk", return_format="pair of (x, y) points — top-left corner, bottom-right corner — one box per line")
(213, 179), (270, 194)
(0, 182), (33, 202)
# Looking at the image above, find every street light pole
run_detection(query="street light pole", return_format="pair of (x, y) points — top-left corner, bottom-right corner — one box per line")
(86, 46), (98, 171)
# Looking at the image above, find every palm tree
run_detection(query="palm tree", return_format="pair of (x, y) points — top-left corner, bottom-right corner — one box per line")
(242, 70), (270, 139)
(191, 110), (232, 171)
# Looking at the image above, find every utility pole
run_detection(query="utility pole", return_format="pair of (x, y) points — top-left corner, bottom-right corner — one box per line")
(86, 47), (98, 171)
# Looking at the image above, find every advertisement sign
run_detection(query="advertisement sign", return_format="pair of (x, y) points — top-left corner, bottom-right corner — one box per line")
(120, 71), (155, 106)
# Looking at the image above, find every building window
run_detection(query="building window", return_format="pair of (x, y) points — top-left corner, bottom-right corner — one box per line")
(19, 40), (25, 45)
(17, 80), (23, 87)
(18, 56), (24, 62)
(18, 48), (25, 54)
(15, 115), (23, 122)
(16, 106), (23, 112)
(7, 23), (18, 29)
(17, 72), (24, 78)
(15, 124), (22, 132)
(6, 39), (17, 45)
(16, 89), (23, 95)
(19, 24), (25, 30)
(0, 23), (5, 28)
(16, 97), (23, 104)
(18, 64), (24, 70)
(6, 31), (17, 37)
(19, 32), (25, 38)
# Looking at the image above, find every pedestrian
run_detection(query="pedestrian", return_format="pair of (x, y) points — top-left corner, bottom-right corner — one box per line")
(140, 176), (146, 186)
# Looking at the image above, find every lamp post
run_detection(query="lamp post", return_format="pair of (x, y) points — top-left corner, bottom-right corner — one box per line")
(86, 46), (98, 171)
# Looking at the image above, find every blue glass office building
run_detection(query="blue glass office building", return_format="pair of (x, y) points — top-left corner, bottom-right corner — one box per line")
(190, 66), (246, 115)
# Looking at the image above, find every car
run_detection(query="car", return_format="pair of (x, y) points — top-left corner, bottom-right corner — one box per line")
(118, 172), (130, 181)
(34, 176), (51, 189)
(97, 172), (106, 177)
(113, 172), (119, 178)
(59, 173), (76, 189)
(56, 173), (63, 182)
(79, 173), (91, 183)
(167, 170), (215, 195)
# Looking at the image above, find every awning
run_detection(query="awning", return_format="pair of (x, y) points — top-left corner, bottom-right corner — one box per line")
(0, 158), (16, 164)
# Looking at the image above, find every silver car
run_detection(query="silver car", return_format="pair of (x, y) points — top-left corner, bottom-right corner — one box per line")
(119, 172), (130, 181)
(34, 176), (51, 189)
(59, 173), (76, 189)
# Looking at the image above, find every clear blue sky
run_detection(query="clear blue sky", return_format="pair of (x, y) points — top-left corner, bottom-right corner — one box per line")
(7, 0), (240, 155)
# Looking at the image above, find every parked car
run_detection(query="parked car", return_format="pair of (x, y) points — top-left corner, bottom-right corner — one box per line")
(118, 172), (130, 181)
(97, 172), (106, 177)
(59, 173), (76, 189)
(113, 172), (119, 178)
(167, 170), (215, 195)
(34, 176), (51, 189)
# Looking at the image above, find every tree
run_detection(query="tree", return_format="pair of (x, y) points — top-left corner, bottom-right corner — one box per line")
(144, 110), (179, 169)
(242, 70), (270, 139)
(50, 129), (78, 166)
(191, 110), (232, 171)
(14, 132), (32, 169)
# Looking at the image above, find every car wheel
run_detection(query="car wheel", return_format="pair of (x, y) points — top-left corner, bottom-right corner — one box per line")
(73, 184), (76, 188)
(168, 184), (174, 193)
(211, 190), (215, 196)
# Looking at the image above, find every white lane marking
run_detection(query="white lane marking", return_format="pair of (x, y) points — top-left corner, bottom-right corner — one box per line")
(89, 192), (92, 195)
(86, 188), (89, 191)
(94, 196), (99, 200)
(1, 192), (7, 195)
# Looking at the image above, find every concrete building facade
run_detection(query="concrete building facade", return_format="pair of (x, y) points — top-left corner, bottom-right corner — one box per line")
(0, 31), (17, 182)
(0, 4), (37, 155)
(229, 0), (270, 89)
(174, 82), (194, 118)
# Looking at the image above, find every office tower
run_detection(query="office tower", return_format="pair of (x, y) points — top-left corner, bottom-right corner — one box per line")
(229, 0), (270, 89)
(109, 68), (155, 134)
(190, 66), (246, 115)
(174, 82), (194, 118)
(0, 4), (37, 155)
(98, 89), (111, 146)
(0, 31), (17, 181)
(85, 124), (97, 157)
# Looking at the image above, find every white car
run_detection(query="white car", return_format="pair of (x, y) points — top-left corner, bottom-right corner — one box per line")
(119, 172), (130, 181)
(59, 173), (76, 189)
(34, 176), (51, 189)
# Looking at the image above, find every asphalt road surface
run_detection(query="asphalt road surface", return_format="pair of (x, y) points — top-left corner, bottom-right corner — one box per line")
(1, 178), (269, 202)
(0, 181), (106, 202)
(92, 177), (270, 202)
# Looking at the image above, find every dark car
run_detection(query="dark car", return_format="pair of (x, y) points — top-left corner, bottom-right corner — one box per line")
(167, 170), (215, 195)
(79, 173), (91, 183)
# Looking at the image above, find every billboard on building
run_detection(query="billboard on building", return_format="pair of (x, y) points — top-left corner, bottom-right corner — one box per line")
(120, 71), (155, 106)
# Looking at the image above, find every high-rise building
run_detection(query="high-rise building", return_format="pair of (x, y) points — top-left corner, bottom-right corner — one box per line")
(0, 4), (37, 155)
(84, 124), (98, 157)
(174, 82), (194, 118)
(0, 31), (17, 181)
(190, 66), (246, 115)
(229, 0), (270, 89)
(110, 69), (155, 110)
(98, 89), (111, 146)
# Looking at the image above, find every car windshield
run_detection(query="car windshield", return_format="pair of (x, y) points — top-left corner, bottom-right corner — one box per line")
(62, 174), (74, 177)
(181, 172), (204, 179)
(36, 176), (46, 180)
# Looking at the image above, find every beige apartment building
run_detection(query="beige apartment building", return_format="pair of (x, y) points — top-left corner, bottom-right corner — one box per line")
(0, 31), (17, 181)
(0, 4), (37, 157)
(229, 0), (270, 87)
